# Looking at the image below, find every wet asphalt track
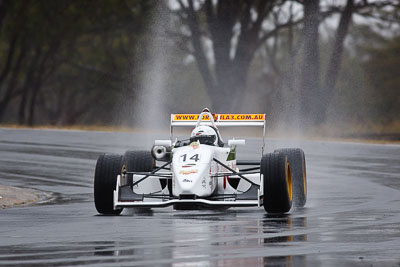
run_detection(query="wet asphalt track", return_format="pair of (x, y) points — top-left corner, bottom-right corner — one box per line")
(0, 128), (400, 266)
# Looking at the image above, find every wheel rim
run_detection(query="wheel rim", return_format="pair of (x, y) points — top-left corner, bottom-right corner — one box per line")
(121, 164), (126, 175)
(286, 162), (293, 202)
(302, 158), (307, 196)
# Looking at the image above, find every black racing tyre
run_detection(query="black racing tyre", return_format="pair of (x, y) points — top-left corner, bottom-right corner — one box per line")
(122, 150), (154, 186)
(274, 148), (307, 207)
(94, 154), (123, 215)
(261, 152), (293, 213)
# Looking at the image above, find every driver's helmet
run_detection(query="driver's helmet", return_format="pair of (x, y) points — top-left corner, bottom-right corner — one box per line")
(190, 125), (218, 146)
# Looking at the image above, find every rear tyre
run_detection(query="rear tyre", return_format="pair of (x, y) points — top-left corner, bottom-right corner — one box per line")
(274, 148), (307, 207)
(122, 150), (154, 186)
(261, 152), (293, 213)
(94, 154), (123, 215)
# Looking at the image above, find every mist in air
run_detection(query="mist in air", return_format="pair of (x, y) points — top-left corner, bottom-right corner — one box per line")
(127, 1), (399, 142)
(133, 5), (169, 132)
(0, 1), (397, 143)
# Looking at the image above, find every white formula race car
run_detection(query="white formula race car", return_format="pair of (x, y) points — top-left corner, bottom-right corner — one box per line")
(94, 108), (307, 215)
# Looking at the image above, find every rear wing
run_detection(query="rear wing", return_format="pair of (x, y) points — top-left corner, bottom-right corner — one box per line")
(170, 113), (266, 154)
(171, 114), (265, 127)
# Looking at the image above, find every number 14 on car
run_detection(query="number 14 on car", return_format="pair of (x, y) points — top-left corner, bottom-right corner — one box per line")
(180, 153), (200, 163)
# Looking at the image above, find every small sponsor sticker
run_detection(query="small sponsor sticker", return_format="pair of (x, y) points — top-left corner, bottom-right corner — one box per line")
(173, 114), (217, 121)
(179, 169), (198, 175)
(190, 142), (200, 149)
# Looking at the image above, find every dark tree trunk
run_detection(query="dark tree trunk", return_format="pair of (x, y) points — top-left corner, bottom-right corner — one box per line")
(205, 0), (237, 111)
(18, 48), (41, 125)
(286, 2), (296, 94)
(0, 44), (26, 121)
(185, 0), (217, 104)
(54, 90), (64, 125)
(0, 0), (5, 33)
(27, 41), (60, 126)
(321, 0), (354, 122)
(179, 0), (275, 112)
(0, 0), (29, 83)
(0, 33), (19, 87)
(299, 0), (321, 127)
(27, 75), (43, 126)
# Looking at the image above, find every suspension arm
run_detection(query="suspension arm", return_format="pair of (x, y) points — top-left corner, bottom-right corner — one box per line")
(213, 158), (259, 187)
(128, 160), (172, 187)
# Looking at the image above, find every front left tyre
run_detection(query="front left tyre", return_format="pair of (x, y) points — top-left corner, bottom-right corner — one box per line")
(94, 154), (123, 215)
(261, 152), (293, 213)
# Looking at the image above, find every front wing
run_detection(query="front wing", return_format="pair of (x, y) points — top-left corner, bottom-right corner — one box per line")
(113, 175), (263, 209)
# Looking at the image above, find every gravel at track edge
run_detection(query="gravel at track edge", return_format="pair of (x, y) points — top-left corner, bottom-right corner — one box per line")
(0, 185), (49, 209)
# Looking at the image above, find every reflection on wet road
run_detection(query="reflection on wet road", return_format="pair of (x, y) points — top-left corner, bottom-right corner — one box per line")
(1, 128), (400, 266)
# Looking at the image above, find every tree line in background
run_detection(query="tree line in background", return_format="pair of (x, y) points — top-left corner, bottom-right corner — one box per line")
(0, 0), (156, 126)
(0, 0), (399, 135)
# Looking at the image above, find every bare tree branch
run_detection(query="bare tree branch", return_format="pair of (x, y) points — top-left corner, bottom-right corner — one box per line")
(185, 0), (216, 92)
(323, 0), (354, 118)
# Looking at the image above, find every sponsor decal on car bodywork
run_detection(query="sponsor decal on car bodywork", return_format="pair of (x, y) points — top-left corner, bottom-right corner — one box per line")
(173, 114), (265, 121)
(179, 169), (198, 175)
(202, 176), (207, 188)
(190, 142), (200, 149)
(182, 164), (196, 168)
